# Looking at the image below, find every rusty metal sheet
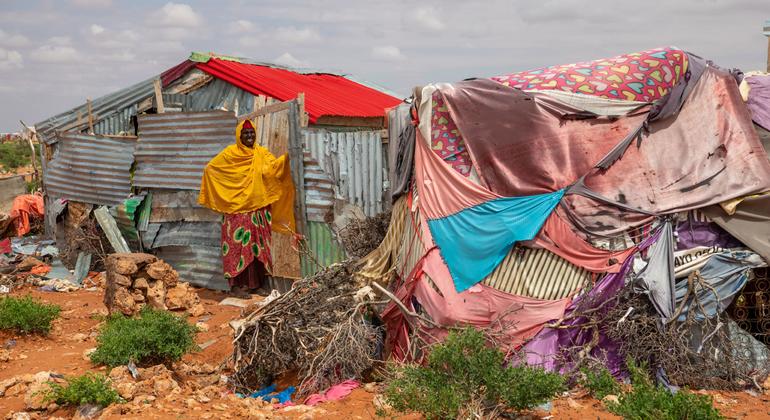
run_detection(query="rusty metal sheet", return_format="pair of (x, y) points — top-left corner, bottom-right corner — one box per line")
(45, 132), (137, 206)
(134, 110), (236, 190)
(149, 189), (220, 223)
(154, 245), (226, 290)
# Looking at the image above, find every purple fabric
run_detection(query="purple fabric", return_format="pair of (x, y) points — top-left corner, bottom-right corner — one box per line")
(746, 74), (770, 131)
(675, 217), (743, 250)
(523, 228), (662, 377)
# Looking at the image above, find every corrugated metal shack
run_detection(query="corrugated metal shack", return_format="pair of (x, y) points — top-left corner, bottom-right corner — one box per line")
(35, 52), (403, 290)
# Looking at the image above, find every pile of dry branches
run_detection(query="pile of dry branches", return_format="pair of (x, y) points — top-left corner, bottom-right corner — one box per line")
(230, 261), (383, 396)
(338, 211), (391, 258)
(553, 271), (768, 390)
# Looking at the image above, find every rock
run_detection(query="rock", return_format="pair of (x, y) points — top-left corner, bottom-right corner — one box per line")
(10, 413), (32, 420)
(0, 378), (19, 396)
(131, 290), (145, 303)
(152, 377), (179, 395)
(111, 273), (133, 287)
(146, 280), (167, 310)
(0, 349), (10, 362)
(195, 322), (209, 332)
(89, 308), (108, 318)
(602, 394), (619, 406)
(108, 366), (132, 382)
(5, 382), (28, 397)
(108, 253), (156, 269)
(165, 283), (198, 310)
(70, 333), (88, 342)
(138, 364), (171, 380)
(24, 382), (49, 411)
(363, 382), (377, 393)
(115, 382), (137, 400)
(189, 303), (206, 317)
(112, 259), (138, 276)
(110, 287), (136, 316)
(82, 348), (96, 361)
(132, 277), (149, 290)
(73, 404), (102, 420)
(147, 261), (178, 286)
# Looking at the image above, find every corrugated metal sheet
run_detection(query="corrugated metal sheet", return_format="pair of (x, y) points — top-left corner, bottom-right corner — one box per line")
(45, 132), (137, 206)
(482, 247), (590, 300)
(35, 78), (154, 144)
(109, 194), (145, 251)
(134, 111), (236, 189)
(303, 151), (335, 222)
(154, 245), (226, 290)
(301, 221), (346, 277)
(195, 58), (401, 122)
(303, 128), (387, 217)
(187, 78), (256, 116)
(149, 190), (220, 223)
(150, 221), (220, 249)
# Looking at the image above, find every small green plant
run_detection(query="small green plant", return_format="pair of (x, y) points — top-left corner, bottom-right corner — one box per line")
(580, 365), (621, 399)
(384, 328), (564, 419)
(607, 360), (723, 420)
(42, 373), (122, 407)
(0, 295), (61, 334)
(90, 308), (198, 367)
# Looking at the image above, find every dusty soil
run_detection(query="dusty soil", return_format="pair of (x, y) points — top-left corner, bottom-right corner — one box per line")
(1, 285), (769, 419)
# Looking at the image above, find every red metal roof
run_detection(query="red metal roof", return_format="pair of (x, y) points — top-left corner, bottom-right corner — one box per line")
(194, 58), (401, 123)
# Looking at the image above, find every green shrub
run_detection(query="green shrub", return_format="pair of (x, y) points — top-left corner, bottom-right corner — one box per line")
(607, 360), (723, 420)
(0, 142), (38, 170)
(580, 365), (621, 399)
(0, 295), (61, 334)
(384, 328), (564, 419)
(42, 373), (121, 407)
(90, 308), (198, 367)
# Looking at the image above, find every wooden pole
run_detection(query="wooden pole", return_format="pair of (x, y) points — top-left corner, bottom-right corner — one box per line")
(297, 92), (308, 127)
(87, 98), (94, 134)
(19, 120), (38, 183)
(153, 78), (165, 113)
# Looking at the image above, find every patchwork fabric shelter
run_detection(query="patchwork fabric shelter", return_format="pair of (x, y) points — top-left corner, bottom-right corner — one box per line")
(362, 45), (770, 380)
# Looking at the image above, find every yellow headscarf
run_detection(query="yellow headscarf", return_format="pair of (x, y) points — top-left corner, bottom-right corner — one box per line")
(198, 119), (296, 234)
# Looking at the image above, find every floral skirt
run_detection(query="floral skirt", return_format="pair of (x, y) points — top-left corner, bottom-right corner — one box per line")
(222, 208), (273, 285)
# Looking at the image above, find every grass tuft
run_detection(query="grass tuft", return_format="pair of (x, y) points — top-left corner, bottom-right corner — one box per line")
(42, 373), (121, 407)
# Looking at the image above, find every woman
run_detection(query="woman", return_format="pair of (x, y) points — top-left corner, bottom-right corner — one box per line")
(198, 119), (295, 297)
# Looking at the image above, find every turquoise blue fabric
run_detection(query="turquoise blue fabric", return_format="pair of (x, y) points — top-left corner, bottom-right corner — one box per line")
(428, 189), (565, 292)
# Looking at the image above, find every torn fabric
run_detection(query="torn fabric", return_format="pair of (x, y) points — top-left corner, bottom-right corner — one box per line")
(633, 220), (676, 319)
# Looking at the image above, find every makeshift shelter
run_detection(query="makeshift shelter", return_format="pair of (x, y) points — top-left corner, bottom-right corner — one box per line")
(34, 52), (402, 290)
(361, 46), (770, 385)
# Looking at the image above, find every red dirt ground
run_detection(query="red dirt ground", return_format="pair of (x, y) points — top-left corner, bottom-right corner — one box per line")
(1, 285), (769, 419)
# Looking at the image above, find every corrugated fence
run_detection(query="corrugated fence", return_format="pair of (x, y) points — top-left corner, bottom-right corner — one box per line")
(303, 128), (387, 217)
(134, 110), (235, 190)
(45, 132), (137, 206)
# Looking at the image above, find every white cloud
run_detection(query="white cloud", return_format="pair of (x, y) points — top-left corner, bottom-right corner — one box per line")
(48, 36), (72, 46)
(29, 45), (79, 63)
(71, 0), (112, 8)
(371, 45), (406, 61)
(408, 6), (445, 31)
(148, 3), (203, 28)
(0, 48), (23, 70)
(101, 51), (136, 62)
(272, 52), (308, 67)
(89, 24), (105, 35)
(239, 36), (261, 48)
(273, 26), (320, 44)
(230, 19), (256, 33)
(0, 30), (30, 48)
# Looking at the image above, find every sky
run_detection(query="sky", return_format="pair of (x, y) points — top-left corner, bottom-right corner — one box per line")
(0, 0), (769, 132)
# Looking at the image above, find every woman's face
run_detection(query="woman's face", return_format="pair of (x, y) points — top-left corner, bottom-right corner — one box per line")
(240, 127), (257, 148)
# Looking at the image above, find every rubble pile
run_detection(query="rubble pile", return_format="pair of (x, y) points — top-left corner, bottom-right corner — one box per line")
(103, 253), (205, 317)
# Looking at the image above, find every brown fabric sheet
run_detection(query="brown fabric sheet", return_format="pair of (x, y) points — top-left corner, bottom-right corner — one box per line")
(702, 195), (770, 263)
